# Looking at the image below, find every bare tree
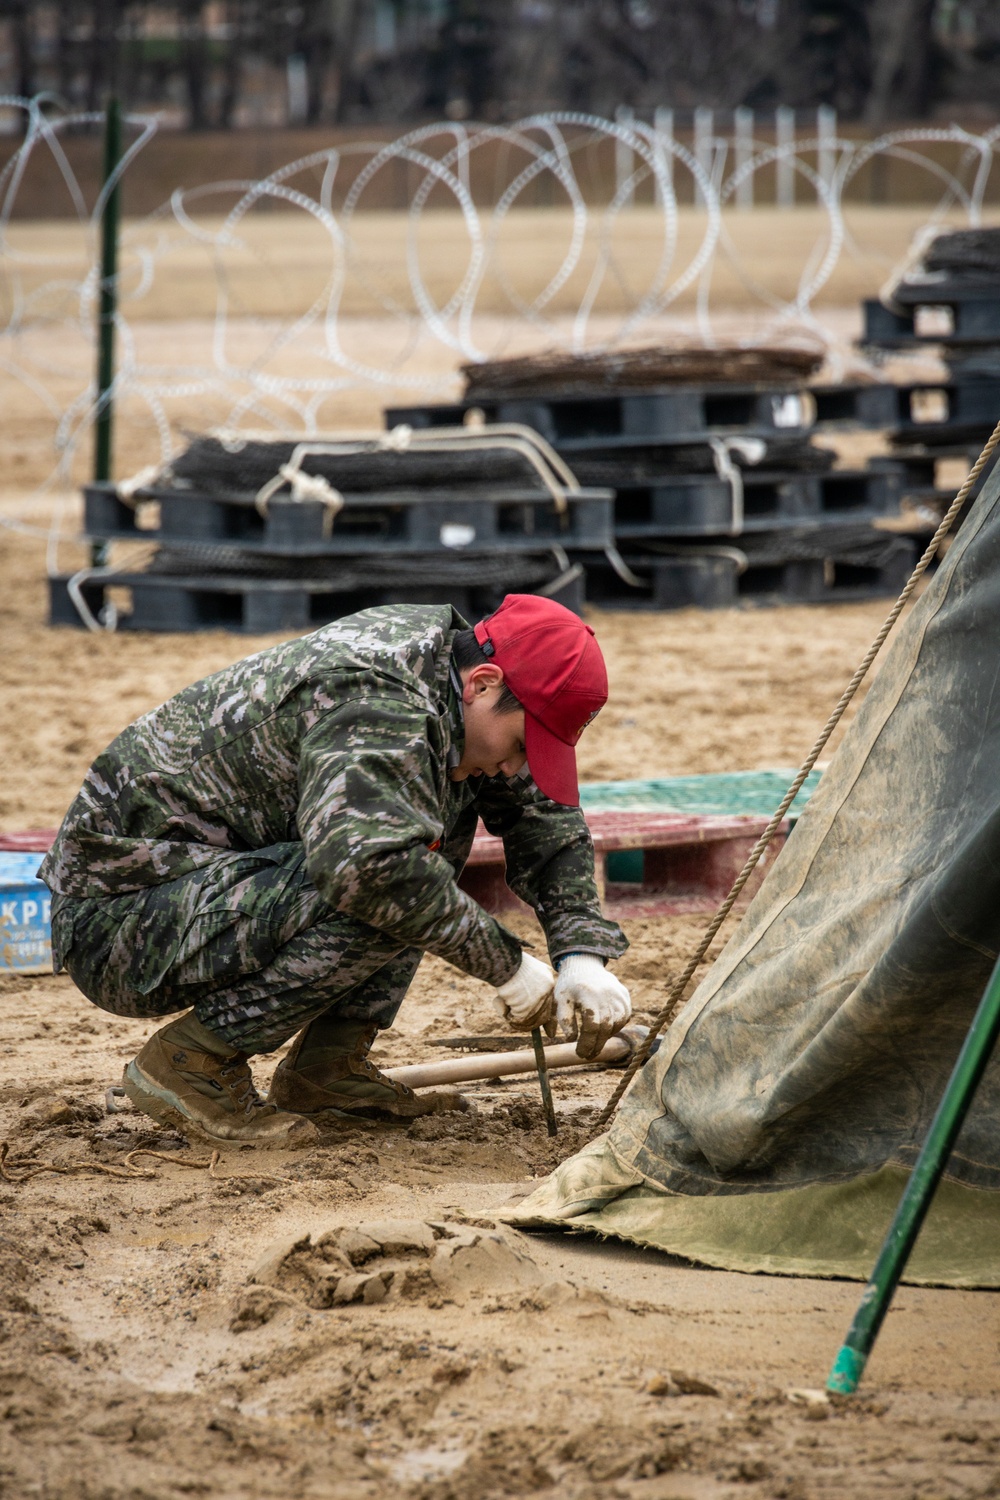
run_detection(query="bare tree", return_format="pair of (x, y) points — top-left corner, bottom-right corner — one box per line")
(865, 0), (938, 125)
(84, 0), (125, 115)
(292, 0), (332, 124)
(7, 0), (36, 102)
(2, 0), (1000, 134)
(217, 0), (249, 129)
(176, 0), (209, 129)
(328, 0), (371, 123)
(480, 0), (785, 116)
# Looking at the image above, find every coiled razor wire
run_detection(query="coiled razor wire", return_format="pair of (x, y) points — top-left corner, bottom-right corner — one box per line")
(0, 100), (997, 552)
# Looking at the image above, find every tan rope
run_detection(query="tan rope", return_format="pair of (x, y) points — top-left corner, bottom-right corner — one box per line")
(124, 1148), (288, 1183)
(0, 1142), (256, 1185)
(0, 1140), (156, 1182)
(595, 415), (1000, 1133)
(123, 1147), (216, 1173)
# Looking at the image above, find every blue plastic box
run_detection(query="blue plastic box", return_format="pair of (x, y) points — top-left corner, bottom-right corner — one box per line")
(0, 853), (52, 974)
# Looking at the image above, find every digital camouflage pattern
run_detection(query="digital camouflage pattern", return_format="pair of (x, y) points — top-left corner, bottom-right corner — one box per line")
(43, 605), (626, 1052)
(50, 843), (427, 1053)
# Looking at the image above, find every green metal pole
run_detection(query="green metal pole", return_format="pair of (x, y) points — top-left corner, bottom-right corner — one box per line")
(826, 948), (1000, 1395)
(92, 95), (122, 568)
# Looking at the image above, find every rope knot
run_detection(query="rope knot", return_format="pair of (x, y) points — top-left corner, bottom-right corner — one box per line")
(278, 464), (345, 515)
(380, 424), (413, 453)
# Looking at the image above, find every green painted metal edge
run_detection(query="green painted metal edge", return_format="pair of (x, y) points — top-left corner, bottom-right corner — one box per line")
(827, 1344), (866, 1395)
(92, 95), (121, 570)
(825, 947), (1000, 1395)
(94, 94), (121, 485)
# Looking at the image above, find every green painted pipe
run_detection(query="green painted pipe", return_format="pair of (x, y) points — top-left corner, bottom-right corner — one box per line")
(92, 95), (122, 568)
(827, 948), (1000, 1395)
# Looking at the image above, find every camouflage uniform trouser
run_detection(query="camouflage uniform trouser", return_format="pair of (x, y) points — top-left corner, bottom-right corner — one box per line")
(50, 828), (475, 1055)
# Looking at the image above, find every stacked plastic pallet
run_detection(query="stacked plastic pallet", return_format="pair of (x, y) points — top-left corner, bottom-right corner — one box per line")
(51, 430), (613, 631)
(387, 346), (925, 610)
(861, 227), (1000, 517)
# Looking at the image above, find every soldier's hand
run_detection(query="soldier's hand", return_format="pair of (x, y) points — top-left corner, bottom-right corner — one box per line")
(491, 953), (556, 1033)
(554, 954), (631, 1059)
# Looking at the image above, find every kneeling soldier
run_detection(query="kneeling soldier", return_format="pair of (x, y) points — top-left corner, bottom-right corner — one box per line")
(41, 595), (631, 1147)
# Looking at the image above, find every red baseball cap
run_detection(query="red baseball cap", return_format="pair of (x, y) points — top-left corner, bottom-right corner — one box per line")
(474, 594), (608, 806)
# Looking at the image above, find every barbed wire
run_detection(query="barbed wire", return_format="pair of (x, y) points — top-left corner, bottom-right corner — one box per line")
(0, 100), (997, 544)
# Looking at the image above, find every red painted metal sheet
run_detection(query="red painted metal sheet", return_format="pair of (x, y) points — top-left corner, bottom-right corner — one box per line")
(462, 809), (790, 918)
(0, 830), (57, 853)
(466, 810), (782, 863)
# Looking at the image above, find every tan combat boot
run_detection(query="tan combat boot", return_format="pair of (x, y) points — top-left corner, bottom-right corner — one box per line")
(269, 1018), (467, 1123)
(122, 1012), (318, 1149)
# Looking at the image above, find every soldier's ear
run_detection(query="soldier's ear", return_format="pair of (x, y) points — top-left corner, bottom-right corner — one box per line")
(462, 663), (505, 702)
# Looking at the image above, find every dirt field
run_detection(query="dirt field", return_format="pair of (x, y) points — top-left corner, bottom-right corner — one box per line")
(2, 201), (999, 1498)
(3, 491), (999, 1499)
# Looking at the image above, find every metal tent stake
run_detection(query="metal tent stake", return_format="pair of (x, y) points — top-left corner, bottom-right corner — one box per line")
(92, 94), (122, 568)
(827, 948), (1000, 1395)
(531, 1027), (558, 1136)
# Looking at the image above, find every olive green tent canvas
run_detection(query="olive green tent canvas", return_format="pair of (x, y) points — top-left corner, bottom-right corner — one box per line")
(510, 464), (1000, 1287)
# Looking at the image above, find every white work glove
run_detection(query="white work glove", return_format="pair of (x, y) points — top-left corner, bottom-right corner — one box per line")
(555, 954), (631, 1060)
(491, 952), (556, 1032)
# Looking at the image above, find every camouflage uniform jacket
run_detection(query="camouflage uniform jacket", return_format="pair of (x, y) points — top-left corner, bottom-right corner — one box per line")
(41, 605), (627, 988)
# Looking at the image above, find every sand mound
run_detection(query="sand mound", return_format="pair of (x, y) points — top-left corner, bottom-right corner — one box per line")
(241, 1217), (544, 1322)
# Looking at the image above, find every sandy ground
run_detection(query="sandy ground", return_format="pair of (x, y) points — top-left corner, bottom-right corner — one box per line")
(1, 204), (999, 1497)
(3, 493), (999, 1498)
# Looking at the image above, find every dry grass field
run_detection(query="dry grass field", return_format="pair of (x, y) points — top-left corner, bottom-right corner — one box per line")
(1, 206), (998, 1499)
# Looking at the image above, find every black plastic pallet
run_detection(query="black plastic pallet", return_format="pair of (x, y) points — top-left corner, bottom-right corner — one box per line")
(610, 463), (909, 538)
(49, 567), (585, 635)
(888, 440), (1000, 511)
(883, 442), (1000, 536)
(388, 388), (811, 440)
(82, 483), (613, 554)
(550, 429), (827, 459)
(389, 384), (1000, 459)
(387, 382), (901, 441)
(863, 294), (1000, 348)
(888, 376), (1000, 445)
(575, 539), (918, 611)
(811, 384), (900, 428)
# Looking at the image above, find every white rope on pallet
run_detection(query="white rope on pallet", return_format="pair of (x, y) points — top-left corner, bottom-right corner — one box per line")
(376, 422), (581, 513)
(284, 468), (345, 510)
(250, 423), (580, 527)
(253, 459), (346, 534)
(116, 463), (163, 504)
(708, 437), (744, 536)
(538, 560), (585, 597)
(646, 540), (750, 574)
(66, 564), (121, 632)
(603, 545), (648, 589)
